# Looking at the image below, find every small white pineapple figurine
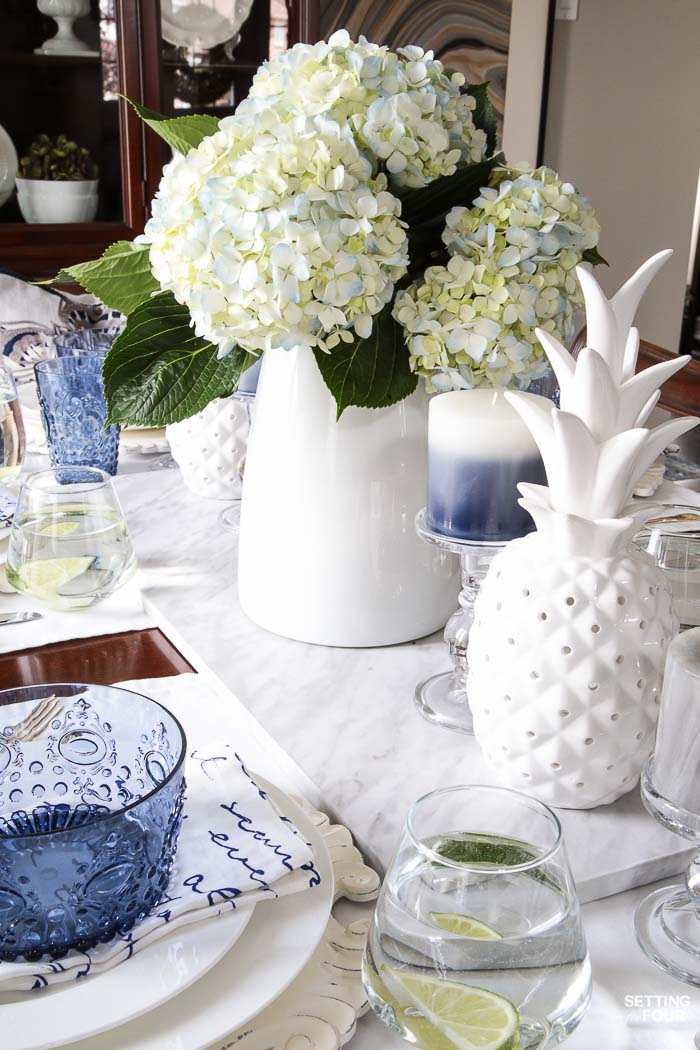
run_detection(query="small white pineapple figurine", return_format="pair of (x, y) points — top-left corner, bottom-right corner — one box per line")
(467, 250), (699, 809)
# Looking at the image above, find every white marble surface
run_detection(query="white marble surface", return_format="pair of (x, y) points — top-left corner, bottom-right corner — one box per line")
(8, 454), (700, 1047)
(112, 465), (690, 904)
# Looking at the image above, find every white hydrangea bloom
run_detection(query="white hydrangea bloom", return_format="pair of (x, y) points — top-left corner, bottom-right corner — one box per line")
(395, 164), (601, 392)
(442, 163), (600, 266)
(242, 29), (488, 189)
(141, 106), (409, 357)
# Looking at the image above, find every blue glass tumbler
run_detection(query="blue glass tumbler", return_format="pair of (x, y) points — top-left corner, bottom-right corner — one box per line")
(35, 357), (120, 475)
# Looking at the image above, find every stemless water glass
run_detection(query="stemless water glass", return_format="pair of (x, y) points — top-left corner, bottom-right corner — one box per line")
(363, 785), (591, 1050)
(6, 467), (136, 610)
(0, 361), (26, 486)
(635, 505), (700, 628)
(35, 356), (120, 474)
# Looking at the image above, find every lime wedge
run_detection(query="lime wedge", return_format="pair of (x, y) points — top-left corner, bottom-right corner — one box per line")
(434, 834), (559, 893)
(38, 521), (80, 537)
(431, 912), (503, 940)
(365, 963), (460, 1050)
(385, 968), (519, 1050)
(14, 557), (94, 608)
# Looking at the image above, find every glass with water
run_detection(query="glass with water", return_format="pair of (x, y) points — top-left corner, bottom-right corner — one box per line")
(0, 361), (25, 485)
(6, 467), (135, 610)
(363, 785), (591, 1049)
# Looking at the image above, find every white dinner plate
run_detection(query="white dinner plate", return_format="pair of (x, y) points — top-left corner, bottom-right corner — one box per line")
(0, 880), (255, 1050)
(59, 781), (334, 1050)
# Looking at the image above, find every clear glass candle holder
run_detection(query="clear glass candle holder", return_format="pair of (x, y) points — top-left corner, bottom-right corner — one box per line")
(7, 466), (136, 610)
(635, 505), (700, 628)
(35, 356), (120, 475)
(636, 627), (700, 985)
(363, 784), (591, 1050)
(415, 509), (504, 734)
(219, 390), (255, 535)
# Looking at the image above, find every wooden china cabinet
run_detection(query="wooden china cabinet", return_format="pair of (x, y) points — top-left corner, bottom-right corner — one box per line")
(0, 0), (320, 278)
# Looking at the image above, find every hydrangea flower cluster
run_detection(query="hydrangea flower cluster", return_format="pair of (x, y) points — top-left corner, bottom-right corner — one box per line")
(394, 165), (601, 391)
(244, 30), (488, 189)
(141, 106), (409, 356)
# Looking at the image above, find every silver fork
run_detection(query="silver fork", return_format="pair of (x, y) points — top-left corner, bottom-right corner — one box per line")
(3, 694), (62, 744)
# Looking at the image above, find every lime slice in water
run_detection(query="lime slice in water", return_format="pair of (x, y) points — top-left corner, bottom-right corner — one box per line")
(38, 521), (80, 537)
(366, 964), (460, 1050)
(431, 912), (503, 940)
(15, 557), (94, 607)
(385, 968), (519, 1050)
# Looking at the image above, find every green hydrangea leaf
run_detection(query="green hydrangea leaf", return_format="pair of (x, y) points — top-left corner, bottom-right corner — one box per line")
(103, 291), (252, 426)
(55, 241), (159, 316)
(313, 303), (417, 419)
(468, 82), (499, 158)
(399, 155), (501, 231)
(400, 155), (502, 267)
(127, 98), (220, 154)
(582, 245), (609, 267)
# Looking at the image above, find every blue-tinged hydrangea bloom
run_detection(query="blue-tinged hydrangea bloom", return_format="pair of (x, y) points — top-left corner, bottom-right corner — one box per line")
(394, 164), (601, 391)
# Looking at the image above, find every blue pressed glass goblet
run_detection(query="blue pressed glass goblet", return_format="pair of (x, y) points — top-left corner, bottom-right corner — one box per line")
(35, 357), (120, 475)
(0, 683), (186, 961)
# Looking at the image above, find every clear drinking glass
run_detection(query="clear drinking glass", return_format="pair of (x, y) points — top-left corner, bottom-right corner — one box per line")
(35, 356), (120, 475)
(6, 467), (136, 610)
(635, 627), (700, 985)
(0, 361), (26, 486)
(363, 785), (591, 1050)
(635, 505), (700, 628)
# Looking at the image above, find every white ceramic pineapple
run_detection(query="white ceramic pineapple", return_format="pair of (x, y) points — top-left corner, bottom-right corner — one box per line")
(467, 251), (699, 809)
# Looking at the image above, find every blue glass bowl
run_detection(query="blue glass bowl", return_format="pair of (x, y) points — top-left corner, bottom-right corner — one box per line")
(0, 683), (186, 961)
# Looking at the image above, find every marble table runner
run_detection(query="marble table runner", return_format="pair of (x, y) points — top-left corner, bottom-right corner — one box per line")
(113, 467), (689, 904)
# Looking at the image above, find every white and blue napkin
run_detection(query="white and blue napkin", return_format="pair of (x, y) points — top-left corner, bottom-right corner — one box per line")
(0, 734), (320, 991)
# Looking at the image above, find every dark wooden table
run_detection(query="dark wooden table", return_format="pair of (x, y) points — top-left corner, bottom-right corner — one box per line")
(0, 628), (195, 698)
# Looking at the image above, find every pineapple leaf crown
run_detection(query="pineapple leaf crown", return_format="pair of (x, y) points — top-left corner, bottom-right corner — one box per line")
(505, 250), (699, 556)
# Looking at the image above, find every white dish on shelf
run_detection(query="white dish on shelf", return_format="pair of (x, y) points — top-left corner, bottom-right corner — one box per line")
(161, 0), (254, 50)
(57, 781), (334, 1050)
(0, 123), (18, 208)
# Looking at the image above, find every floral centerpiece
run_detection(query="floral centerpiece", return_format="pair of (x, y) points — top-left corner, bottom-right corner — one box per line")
(58, 31), (602, 426)
(59, 31), (604, 647)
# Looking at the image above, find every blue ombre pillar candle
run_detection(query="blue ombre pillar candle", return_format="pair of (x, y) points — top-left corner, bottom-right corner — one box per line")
(427, 389), (547, 542)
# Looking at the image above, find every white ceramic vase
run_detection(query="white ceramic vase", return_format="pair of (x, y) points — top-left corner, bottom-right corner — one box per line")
(16, 178), (98, 224)
(166, 395), (251, 500)
(238, 347), (459, 647)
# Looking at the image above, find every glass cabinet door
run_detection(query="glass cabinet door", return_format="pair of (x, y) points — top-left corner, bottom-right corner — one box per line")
(0, 0), (125, 226)
(157, 0), (287, 119)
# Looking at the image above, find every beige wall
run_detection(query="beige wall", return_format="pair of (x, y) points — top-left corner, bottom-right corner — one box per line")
(543, 0), (700, 351)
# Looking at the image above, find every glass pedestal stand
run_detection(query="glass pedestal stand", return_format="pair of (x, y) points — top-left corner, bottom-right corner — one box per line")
(219, 392), (254, 535)
(635, 757), (700, 986)
(414, 509), (504, 734)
